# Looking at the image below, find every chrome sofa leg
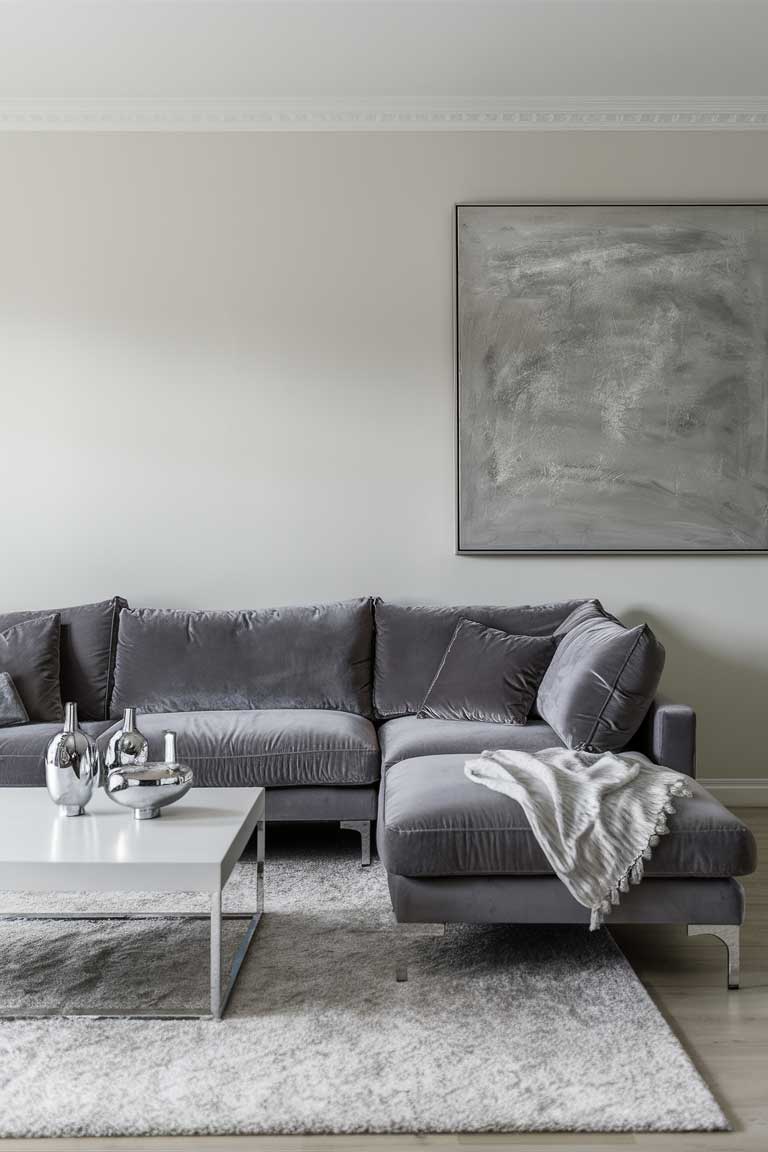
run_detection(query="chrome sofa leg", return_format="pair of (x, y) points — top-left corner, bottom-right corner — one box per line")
(256, 817), (265, 915)
(394, 921), (446, 982)
(688, 924), (741, 989)
(340, 820), (371, 868)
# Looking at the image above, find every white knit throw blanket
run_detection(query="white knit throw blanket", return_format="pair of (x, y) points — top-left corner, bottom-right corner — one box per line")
(464, 747), (693, 930)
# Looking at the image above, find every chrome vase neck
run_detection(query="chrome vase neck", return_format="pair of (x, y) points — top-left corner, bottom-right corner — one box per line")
(63, 701), (79, 734)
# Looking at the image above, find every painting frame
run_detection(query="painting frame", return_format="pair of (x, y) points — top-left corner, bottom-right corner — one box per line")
(455, 202), (768, 555)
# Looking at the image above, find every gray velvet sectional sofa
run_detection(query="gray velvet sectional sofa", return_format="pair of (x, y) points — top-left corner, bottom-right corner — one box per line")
(0, 595), (756, 987)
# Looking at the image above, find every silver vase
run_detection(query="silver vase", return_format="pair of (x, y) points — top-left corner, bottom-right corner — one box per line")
(105, 729), (193, 821)
(45, 702), (100, 816)
(104, 706), (149, 774)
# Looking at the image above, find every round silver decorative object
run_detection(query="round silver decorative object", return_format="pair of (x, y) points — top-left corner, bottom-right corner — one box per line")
(104, 706), (149, 773)
(45, 702), (100, 816)
(105, 731), (192, 820)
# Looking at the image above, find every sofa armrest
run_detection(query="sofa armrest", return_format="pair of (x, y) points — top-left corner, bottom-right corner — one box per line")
(633, 695), (696, 778)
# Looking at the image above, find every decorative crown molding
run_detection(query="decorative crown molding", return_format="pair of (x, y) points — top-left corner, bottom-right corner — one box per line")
(1, 98), (768, 131)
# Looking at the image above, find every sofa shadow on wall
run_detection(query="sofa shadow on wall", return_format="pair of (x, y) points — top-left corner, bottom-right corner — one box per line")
(623, 607), (765, 783)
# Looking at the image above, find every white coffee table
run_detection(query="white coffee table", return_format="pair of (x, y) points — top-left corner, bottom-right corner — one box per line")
(0, 787), (265, 1020)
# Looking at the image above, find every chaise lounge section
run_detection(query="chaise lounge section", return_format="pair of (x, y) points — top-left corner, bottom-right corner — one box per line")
(373, 607), (757, 988)
(377, 749), (755, 984)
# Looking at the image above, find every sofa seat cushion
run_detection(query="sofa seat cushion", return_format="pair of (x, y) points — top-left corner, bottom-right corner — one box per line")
(99, 709), (380, 788)
(377, 755), (757, 879)
(379, 716), (561, 771)
(0, 722), (113, 787)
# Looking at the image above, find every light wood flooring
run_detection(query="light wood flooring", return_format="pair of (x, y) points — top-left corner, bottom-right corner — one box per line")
(8, 809), (767, 1152)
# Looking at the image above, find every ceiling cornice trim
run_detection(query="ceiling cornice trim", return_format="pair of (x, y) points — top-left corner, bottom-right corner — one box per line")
(1, 98), (768, 131)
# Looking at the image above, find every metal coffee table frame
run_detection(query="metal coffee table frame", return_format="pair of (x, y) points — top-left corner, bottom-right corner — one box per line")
(0, 818), (265, 1022)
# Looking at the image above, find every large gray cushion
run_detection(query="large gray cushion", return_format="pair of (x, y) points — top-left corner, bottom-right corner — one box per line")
(377, 755), (757, 879)
(111, 599), (373, 719)
(0, 614), (62, 723)
(419, 619), (555, 724)
(380, 715), (561, 771)
(373, 599), (585, 720)
(0, 721), (113, 786)
(0, 598), (126, 721)
(99, 709), (380, 788)
(537, 600), (665, 752)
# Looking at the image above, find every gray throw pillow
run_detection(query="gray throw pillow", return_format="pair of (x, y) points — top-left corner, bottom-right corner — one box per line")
(0, 613), (63, 722)
(418, 618), (556, 725)
(0, 672), (29, 727)
(537, 600), (665, 752)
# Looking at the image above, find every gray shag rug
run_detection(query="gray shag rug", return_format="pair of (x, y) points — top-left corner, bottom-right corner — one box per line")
(0, 826), (727, 1138)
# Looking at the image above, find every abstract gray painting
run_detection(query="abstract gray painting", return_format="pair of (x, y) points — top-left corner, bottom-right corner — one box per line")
(457, 204), (768, 552)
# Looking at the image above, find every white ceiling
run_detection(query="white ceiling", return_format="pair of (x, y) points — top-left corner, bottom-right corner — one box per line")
(1, 0), (767, 130)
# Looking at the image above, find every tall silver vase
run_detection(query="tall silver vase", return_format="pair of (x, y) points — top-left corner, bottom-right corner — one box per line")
(45, 702), (100, 816)
(104, 706), (149, 774)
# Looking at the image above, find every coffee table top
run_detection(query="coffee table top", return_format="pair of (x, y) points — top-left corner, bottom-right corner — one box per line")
(0, 788), (264, 893)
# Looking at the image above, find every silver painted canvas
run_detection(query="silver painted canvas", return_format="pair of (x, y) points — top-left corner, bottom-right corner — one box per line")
(457, 205), (768, 552)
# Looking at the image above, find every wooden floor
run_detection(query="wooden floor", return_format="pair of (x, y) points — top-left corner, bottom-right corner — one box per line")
(8, 809), (766, 1152)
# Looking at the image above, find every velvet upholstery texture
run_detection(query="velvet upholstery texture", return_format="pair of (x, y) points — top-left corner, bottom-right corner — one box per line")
(0, 674), (28, 728)
(0, 721), (112, 786)
(386, 874), (746, 926)
(98, 708), (380, 788)
(0, 598), (126, 721)
(537, 600), (665, 752)
(111, 599), (373, 718)
(380, 716), (561, 772)
(373, 599), (585, 720)
(377, 755), (757, 879)
(635, 696), (696, 777)
(265, 785), (379, 822)
(0, 614), (62, 723)
(419, 620), (555, 725)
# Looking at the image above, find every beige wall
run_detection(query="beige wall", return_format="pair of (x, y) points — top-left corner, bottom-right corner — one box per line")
(0, 131), (766, 780)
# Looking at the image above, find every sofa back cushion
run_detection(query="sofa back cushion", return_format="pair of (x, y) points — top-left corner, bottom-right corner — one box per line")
(0, 598), (125, 721)
(537, 600), (665, 752)
(0, 614), (62, 722)
(373, 599), (585, 720)
(111, 599), (374, 718)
